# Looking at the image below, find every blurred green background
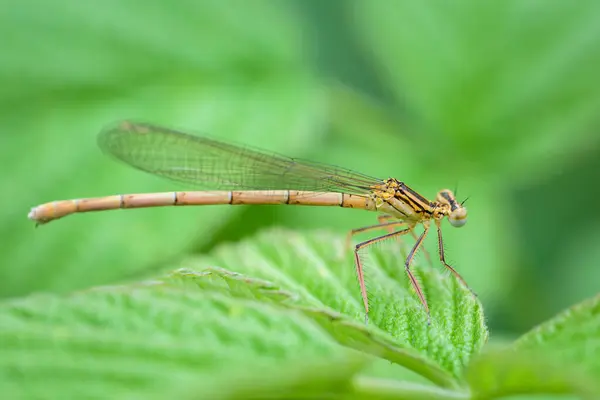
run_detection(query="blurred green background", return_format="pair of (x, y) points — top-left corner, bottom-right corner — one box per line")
(2, 0), (600, 338)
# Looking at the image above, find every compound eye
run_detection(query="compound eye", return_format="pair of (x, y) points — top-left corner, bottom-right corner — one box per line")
(449, 208), (467, 227)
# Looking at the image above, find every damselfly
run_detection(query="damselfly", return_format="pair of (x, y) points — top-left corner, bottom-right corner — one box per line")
(29, 121), (473, 320)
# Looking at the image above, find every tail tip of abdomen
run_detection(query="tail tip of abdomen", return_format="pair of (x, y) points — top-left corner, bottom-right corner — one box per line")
(28, 206), (49, 225)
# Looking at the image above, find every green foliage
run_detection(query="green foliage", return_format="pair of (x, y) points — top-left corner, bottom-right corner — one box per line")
(2, 0), (600, 399)
(4, 0), (599, 333)
(1, 229), (598, 399)
(466, 293), (600, 399)
(2, 0), (600, 325)
(0, 268), (362, 399)
(172, 229), (487, 386)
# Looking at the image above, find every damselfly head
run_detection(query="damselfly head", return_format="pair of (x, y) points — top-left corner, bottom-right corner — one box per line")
(436, 189), (468, 228)
(449, 206), (468, 227)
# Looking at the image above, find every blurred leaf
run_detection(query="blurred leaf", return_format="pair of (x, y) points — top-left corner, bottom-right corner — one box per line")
(175, 228), (488, 387)
(511, 293), (600, 381)
(465, 293), (600, 398)
(0, 283), (365, 399)
(1, 0), (325, 297)
(351, 377), (470, 400)
(352, 0), (600, 183)
(0, 0), (307, 103)
(539, 224), (600, 322)
(466, 349), (599, 399)
(326, 83), (418, 156)
(192, 356), (368, 400)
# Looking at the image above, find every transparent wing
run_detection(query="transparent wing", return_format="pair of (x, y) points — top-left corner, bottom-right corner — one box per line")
(97, 121), (384, 194)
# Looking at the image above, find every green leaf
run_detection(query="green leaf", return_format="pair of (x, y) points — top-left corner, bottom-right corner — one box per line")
(352, 377), (470, 400)
(0, 0), (308, 102)
(465, 294), (600, 398)
(466, 349), (599, 400)
(512, 294), (600, 382)
(542, 225), (600, 316)
(0, 283), (365, 399)
(171, 228), (488, 387)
